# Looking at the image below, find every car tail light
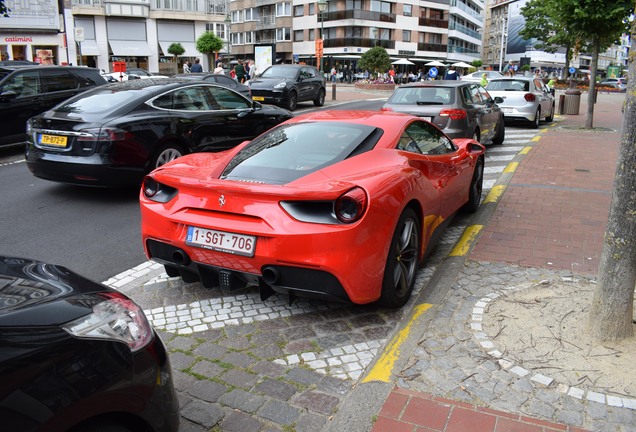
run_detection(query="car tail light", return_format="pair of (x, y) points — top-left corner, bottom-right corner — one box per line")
(142, 175), (178, 203)
(77, 127), (128, 142)
(524, 93), (536, 102)
(335, 187), (367, 223)
(62, 292), (153, 352)
(440, 109), (467, 120)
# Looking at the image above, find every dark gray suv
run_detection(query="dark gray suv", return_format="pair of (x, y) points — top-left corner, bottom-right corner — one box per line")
(0, 66), (106, 146)
(247, 64), (326, 111)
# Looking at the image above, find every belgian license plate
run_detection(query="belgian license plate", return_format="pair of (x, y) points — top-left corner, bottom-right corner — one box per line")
(252, 96), (265, 101)
(39, 134), (67, 147)
(186, 226), (256, 257)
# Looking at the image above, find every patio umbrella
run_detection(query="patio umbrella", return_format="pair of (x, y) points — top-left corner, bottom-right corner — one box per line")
(392, 58), (415, 65)
(425, 60), (446, 67)
(452, 61), (473, 68)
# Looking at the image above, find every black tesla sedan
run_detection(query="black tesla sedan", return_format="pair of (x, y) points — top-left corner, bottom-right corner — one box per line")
(0, 256), (179, 432)
(25, 78), (293, 187)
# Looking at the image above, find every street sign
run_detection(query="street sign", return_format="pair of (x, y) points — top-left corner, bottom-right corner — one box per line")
(429, 67), (438, 78)
(569, 67), (576, 74)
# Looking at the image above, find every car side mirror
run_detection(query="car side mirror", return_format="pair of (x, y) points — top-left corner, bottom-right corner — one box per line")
(252, 101), (262, 110)
(494, 96), (504, 104)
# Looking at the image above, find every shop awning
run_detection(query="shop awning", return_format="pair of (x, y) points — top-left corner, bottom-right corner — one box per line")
(158, 41), (198, 57)
(109, 40), (152, 57)
(79, 40), (100, 56)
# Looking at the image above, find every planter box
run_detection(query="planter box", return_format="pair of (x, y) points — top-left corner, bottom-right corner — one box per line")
(354, 83), (396, 91)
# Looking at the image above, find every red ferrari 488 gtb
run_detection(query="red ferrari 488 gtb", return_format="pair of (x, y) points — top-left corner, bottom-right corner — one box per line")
(140, 111), (485, 307)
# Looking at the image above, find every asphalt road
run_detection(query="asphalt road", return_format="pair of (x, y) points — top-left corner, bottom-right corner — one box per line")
(0, 100), (385, 283)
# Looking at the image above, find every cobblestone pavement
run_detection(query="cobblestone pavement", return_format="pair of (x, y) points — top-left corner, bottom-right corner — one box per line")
(399, 261), (635, 432)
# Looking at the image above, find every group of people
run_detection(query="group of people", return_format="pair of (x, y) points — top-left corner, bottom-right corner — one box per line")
(182, 58), (257, 83)
(329, 65), (356, 83)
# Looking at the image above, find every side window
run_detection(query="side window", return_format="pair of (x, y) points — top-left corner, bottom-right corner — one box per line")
(41, 70), (78, 92)
(477, 87), (492, 102)
(72, 68), (104, 87)
(1, 71), (41, 98)
(209, 86), (251, 110)
(216, 75), (238, 89)
(469, 85), (483, 104)
(462, 86), (474, 104)
(154, 87), (217, 110)
(398, 121), (455, 155)
(306, 67), (316, 78)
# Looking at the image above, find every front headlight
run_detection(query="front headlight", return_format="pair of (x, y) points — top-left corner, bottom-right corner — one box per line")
(274, 81), (287, 89)
(62, 292), (153, 352)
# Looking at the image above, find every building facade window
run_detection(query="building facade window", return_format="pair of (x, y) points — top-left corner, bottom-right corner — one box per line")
(276, 2), (291, 16)
(245, 31), (254, 44)
(309, 29), (315, 40)
(294, 30), (304, 41)
(370, 0), (391, 13)
(345, 0), (362, 9)
(309, 3), (315, 14)
(231, 10), (243, 23)
(344, 27), (363, 38)
(294, 5), (304, 16)
(403, 4), (412, 16)
(276, 28), (291, 41)
(403, 30), (410, 42)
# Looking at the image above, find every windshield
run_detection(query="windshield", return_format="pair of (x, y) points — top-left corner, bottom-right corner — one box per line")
(221, 122), (380, 184)
(259, 65), (299, 79)
(387, 86), (455, 105)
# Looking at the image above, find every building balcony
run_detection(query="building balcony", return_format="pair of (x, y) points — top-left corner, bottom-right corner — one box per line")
(450, 0), (483, 23)
(324, 37), (395, 50)
(418, 17), (448, 29)
(417, 42), (447, 53)
(448, 22), (481, 40)
(322, 10), (396, 24)
(447, 45), (480, 55)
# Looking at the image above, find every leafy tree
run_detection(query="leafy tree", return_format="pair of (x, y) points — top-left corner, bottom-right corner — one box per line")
(471, 59), (483, 68)
(1, 0), (9, 18)
(195, 32), (224, 72)
(588, 16), (636, 342)
(167, 42), (185, 59)
(358, 46), (391, 79)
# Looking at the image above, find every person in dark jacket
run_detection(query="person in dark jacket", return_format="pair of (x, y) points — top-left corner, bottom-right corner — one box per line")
(234, 59), (246, 83)
(444, 66), (458, 80)
(190, 58), (203, 73)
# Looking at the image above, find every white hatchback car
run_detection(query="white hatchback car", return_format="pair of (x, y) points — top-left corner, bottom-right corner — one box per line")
(485, 77), (555, 128)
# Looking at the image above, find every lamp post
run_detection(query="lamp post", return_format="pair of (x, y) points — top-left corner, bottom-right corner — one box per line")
(317, 0), (328, 73)
(498, 16), (507, 73)
(224, 14), (232, 63)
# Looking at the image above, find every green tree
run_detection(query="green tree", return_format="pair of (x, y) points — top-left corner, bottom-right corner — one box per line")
(1, 0), (9, 18)
(471, 59), (483, 68)
(588, 15), (636, 342)
(358, 46), (391, 79)
(195, 32), (224, 72)
(167, 43), (185, 73)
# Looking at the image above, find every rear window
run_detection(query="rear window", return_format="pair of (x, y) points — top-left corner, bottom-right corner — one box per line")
(221, 122), (380, 184)
(386, 86), (455, 105)
(54, 88), (139, 114)
(487, 80), (530, 91)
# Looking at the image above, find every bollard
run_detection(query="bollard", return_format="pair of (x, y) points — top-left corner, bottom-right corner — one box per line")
(559, 94), (566, 115)
(332, 83), (336, 100)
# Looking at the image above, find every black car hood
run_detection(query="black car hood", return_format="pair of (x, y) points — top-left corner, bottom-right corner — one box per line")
(249, 76), (290, 88)
(0, 257), (105, 327)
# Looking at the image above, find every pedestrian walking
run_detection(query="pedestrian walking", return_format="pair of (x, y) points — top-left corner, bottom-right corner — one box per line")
(444, 66), (458, 80)
(213, 62), (224, 74)
(234, 59), (246, 83)
(182, 60), (191, 74)
(480, 73), (488, 87)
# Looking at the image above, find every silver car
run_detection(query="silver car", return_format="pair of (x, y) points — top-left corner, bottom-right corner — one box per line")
(461, 70), (504, 83)
(485, 77), (555, 128)
(382, 80), (506, 145)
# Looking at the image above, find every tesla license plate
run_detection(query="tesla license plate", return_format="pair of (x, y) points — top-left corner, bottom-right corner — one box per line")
(252, 96), (265, 101)
(39, 134), (67, 147)
(186, 226), (256, 257)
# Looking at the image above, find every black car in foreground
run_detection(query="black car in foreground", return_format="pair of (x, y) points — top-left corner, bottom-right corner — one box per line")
(26, 78), (293, 187)
(0, 65), (106, 146)
(248, 64), (326, 111)
(0, 256), (179, 432)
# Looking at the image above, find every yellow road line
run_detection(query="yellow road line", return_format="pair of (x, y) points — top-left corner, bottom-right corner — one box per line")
(503, 162), (518, 173)
(519, 146), (532, 155)
(483, 185), (506, 204)
(531, 135), (542, 142)
(362, 303), (432, 383)
(450, 225), (484, 257)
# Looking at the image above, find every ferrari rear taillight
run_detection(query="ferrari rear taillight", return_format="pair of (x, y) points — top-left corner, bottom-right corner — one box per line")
(439, 109), (467, 120)
(62, 292), (153, 352)
(524, 93), (536, 102)
(77, 127), (128, 142)
(335, 187), (368, 223)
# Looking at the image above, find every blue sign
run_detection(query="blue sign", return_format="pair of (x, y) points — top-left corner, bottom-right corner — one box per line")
(513, 65), (518, 71)
(429, 67), (438, 78)
(569, 67), (576, 74)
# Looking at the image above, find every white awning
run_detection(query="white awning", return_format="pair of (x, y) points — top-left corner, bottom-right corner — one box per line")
(158, 41), (198, 57)
(109, 40), (152, 57)
(79, 40), (100, 56)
